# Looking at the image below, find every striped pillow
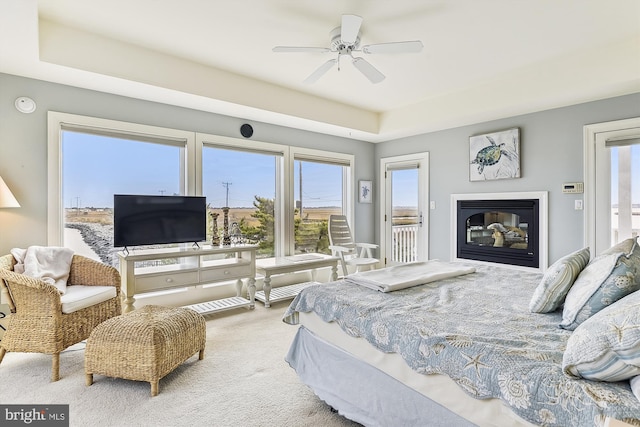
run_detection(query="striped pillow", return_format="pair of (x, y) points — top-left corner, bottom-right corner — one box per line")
(562, 289), (640, 381)
(529, 247), (590, 313)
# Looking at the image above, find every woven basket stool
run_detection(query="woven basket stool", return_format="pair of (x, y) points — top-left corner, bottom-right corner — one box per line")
(85, 305), (206, 396)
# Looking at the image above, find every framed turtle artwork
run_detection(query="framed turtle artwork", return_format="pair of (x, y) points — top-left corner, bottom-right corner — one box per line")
(469, 128), (520, 181)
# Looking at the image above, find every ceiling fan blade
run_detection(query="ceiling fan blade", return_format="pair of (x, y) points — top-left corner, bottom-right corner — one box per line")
(362, 40), (424, 54)
(273, 46), (331, 53)
(341, 14), (363, 45)
(352, 57), (385, 84)
(304, 59), (338, 84)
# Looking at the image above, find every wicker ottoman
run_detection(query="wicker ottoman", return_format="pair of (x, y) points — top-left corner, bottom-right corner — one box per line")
(85, 305), (206, 396)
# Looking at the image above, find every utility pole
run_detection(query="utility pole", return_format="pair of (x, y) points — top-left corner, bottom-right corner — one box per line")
(222, 182), (232, 207)
(298, 162), (303, 218)
(75, 196), (81, 216)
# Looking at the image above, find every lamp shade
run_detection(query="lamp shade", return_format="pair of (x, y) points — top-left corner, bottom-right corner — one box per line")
(0, 176), (20, 208)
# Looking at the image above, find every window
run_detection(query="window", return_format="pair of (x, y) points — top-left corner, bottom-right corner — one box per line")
(62, 130), (186, 265)
(609, 142), (640, 245)
(202, 143), (282, 258)
(48, 113), (195, 267)
(293, 158), (348, 254)
(48, 113), (354, 265)
(584, 117), (640, 253)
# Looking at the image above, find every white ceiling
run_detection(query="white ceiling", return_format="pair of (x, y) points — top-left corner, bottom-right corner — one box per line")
(1, 0), (639, 142)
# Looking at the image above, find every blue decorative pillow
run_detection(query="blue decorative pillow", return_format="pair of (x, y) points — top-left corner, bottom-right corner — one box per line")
(560, 238), (640, 330)
(529, 247), (590, 313)
(563, 289), (640, 381)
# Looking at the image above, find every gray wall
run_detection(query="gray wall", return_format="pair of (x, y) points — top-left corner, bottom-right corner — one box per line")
(376, 93), (640, 264)
(2, 72), (639, 264)
(0, 73), (375, 254)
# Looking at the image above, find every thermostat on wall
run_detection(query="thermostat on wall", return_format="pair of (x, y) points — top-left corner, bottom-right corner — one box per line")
(562, 182), (584, 194)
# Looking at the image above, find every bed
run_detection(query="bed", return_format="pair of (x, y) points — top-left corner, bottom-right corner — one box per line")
(282, 258), (640, 427)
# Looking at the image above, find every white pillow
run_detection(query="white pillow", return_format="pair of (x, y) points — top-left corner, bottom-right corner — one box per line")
(562, 289), (640, 381)
(560, 238), (640, 330)
(529, 247), (590, 313)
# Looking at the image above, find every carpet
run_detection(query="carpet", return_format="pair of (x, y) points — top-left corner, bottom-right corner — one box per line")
(0, 300), (360, 427)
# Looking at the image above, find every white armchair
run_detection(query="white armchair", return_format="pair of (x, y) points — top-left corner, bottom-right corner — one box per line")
(328, 215), (379, 277)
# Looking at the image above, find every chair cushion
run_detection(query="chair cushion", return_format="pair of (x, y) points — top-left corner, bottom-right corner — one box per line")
(59, 285), (117, 314)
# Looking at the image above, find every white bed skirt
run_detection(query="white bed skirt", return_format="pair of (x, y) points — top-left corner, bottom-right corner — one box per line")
(292, 311), (537, 427)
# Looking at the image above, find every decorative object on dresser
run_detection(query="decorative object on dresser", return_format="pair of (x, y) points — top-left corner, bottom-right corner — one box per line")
(85, 305), (206, 397)
(222, 207), (231, 245)
(210, 211), (220, 246)
(469, 128), (520, 181)
(117, 245), (257, 314)
(0, 251), (121, 381)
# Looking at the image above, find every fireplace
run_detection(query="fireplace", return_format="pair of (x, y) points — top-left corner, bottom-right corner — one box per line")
(451, 192), (548, 271)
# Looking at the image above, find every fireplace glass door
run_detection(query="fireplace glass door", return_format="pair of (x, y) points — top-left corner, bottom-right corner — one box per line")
(457, 199), (538, 268)
(466, 211), (528, 250)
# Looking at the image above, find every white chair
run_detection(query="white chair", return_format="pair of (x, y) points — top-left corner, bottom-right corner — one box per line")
(328, 215), (379, 277)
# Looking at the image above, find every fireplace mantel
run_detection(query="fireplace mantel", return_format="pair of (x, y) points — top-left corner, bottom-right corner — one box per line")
(450, 192), (548, 272)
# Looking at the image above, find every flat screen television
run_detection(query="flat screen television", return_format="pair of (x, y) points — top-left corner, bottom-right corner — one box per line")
(113, 194), (207, 247)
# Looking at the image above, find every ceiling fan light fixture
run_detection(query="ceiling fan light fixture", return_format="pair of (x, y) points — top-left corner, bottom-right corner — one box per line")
(273, 13), (421, 84)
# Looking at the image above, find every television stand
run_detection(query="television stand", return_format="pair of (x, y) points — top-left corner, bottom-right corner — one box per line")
(117, 244), (257, 313)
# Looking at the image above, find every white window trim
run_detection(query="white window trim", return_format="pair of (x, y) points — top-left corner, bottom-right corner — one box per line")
(379, 152), (430, 266)
(48, 113), (355, 259)
(583, 117), (640, 253)
(290, 146), (355, 254)
(197, 132), (289, 257)
(47, 111), (195, 246)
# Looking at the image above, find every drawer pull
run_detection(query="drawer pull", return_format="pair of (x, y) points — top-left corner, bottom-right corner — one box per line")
(166, 278), (174, 283)
(224, 270), (230, 275)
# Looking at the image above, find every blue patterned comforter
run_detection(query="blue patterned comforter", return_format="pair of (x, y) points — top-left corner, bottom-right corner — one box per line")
(283, 263), (640, 426)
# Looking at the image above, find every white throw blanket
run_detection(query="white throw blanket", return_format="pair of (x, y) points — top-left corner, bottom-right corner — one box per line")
(344, 260), (476, 292)
(10, 246), (75, 294)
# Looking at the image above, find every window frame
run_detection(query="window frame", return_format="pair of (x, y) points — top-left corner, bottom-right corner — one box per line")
(47, 113), (355, 259)
(584, 117), (640, 253)
(290, 146), (355, 255)
(197, 133), (288, 257)
(47, 111), (195, 246)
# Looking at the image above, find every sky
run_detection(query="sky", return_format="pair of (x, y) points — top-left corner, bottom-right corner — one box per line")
(63, 131), (639, 210)
(63, 131), (420, 209)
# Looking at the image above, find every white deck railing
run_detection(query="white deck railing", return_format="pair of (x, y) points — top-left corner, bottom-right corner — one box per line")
(392, 224), (418, 263)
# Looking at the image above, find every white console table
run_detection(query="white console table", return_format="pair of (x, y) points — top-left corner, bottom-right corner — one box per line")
(117, 245), (257, 314)
(255, 253), (339, 307)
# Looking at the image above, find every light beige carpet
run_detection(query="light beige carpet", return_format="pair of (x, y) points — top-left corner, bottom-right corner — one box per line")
(0, 300), (360, 427)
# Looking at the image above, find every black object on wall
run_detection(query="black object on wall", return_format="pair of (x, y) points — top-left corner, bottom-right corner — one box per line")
(240, 124), (253, 138)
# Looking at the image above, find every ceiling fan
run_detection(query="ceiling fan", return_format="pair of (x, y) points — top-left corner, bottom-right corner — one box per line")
(272, 14), (423, 84)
